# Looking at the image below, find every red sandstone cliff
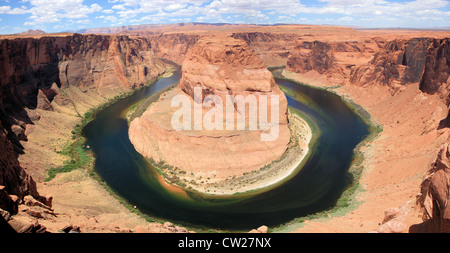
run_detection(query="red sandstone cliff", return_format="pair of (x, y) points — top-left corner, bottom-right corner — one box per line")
(418, 143), (450, 232)
(349, 38), (435, 88)
(419, 39), (450, 102)
(147, 33), (200, 64)
(285, 35), (450, 232)
(287, 41), (336, 75)
(0, 33), (165, 232)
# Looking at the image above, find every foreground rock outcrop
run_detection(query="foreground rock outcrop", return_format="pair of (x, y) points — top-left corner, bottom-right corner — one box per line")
(417, 143), (450, 233)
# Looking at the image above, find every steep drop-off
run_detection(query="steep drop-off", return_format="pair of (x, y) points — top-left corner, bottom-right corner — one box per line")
(418, 143), (450, 233)
(0, 33), (166, 232)
(283, 35), (450, 232)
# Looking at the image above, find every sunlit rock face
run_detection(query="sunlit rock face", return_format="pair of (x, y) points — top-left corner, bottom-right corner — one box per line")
(129, 35), (291, 183)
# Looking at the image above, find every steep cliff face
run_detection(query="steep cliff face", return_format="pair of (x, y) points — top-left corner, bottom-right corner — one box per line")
(179, 36), (278, 97)
(148, 33), (200, 64)
(287, 41), (336, 75)
(418, 143), (450, 233)
(349, 38), (449, 91)
(0, 120), (39, 215)
(286, 37), (449, 103)
(0, 34), (163, 109)
(419, 38), (450, 103)
(0, 33), (164, 230)
(348, 37), (450, 129)
(232, 32), (296, 67)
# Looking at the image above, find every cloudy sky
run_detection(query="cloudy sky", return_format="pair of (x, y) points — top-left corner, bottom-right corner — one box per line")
(0, 0), (449, 34)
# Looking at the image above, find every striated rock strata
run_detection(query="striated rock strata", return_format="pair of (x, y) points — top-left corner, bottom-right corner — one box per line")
(129, 36), (292, 193)
(349, 38), (450, 95)
(0, 33), (165, 232)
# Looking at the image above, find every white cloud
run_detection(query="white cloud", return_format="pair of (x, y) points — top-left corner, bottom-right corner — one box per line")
(0, 5), (29, 14)
(164, 3), (187, 12)
(338, 16), (354, 22)
(1, 0), (449, 32)
(75, 19), (90, 24)
(24, 0), (103, 24)
(303, 0), (450, 17)
(0, 6), (11, 13)
(112, 4), (126, 10)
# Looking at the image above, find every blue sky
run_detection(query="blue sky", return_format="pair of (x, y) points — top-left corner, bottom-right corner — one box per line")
(0, 0), (449, 34)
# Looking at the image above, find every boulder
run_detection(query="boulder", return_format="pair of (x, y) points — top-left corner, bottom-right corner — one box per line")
(8, 219), (48, 233)
(257, 225), (268, 233)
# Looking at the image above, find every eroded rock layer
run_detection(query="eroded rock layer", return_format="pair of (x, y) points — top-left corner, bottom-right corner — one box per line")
(418, 143), (450, 233)
(0, 33), (165, 232)
(129, 36), (291, 188)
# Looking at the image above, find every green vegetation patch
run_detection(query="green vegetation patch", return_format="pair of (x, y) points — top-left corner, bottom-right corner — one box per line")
(270, 71), (383, 232)
(45, 76), (163, 181)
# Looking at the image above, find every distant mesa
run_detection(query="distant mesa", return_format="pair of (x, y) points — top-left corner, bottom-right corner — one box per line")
(16, 29), (46, 35)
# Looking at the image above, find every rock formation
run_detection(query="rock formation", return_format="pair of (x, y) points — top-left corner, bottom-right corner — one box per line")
(286, 39), (378, 84)
(376, 201), (413, 233)
(419, 38), (450, 128)
(179, 36), (284, 104)
(349, 38), (450, 92)
(231, 32), (296, 67)
(16, 29), (46, 36)
(0, 123), (41, 215)
(287, 41), (335, 75)
(0, 34), (164, 110)
(148, 33), (200, 64)
(129, 35), (291, 193)
(0, 33), (165, 232)
(417, 143), (450, 233)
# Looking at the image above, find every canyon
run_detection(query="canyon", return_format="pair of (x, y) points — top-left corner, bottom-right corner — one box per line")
(128, 35), (298, 195)
(0, 24), (449, 233)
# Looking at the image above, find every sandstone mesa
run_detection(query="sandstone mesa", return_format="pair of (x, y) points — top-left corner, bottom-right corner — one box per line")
(128, 35), (296, 194)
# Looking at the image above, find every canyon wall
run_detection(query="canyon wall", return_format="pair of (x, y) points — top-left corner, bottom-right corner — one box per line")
(287, 36), (449, 106)
(147, 33), (200, 64)
(285, 35), (450, 232)
(0, 33), (165, 232)
(418, 143), (450, 233)
(0, 34), (164, 107)
(232, 32), (297, 67)
(349, 38), (449, 94)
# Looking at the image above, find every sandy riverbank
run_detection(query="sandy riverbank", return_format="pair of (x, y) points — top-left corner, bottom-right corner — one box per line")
(279, 69), (446, 233)
(154, 111), (313, 195)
